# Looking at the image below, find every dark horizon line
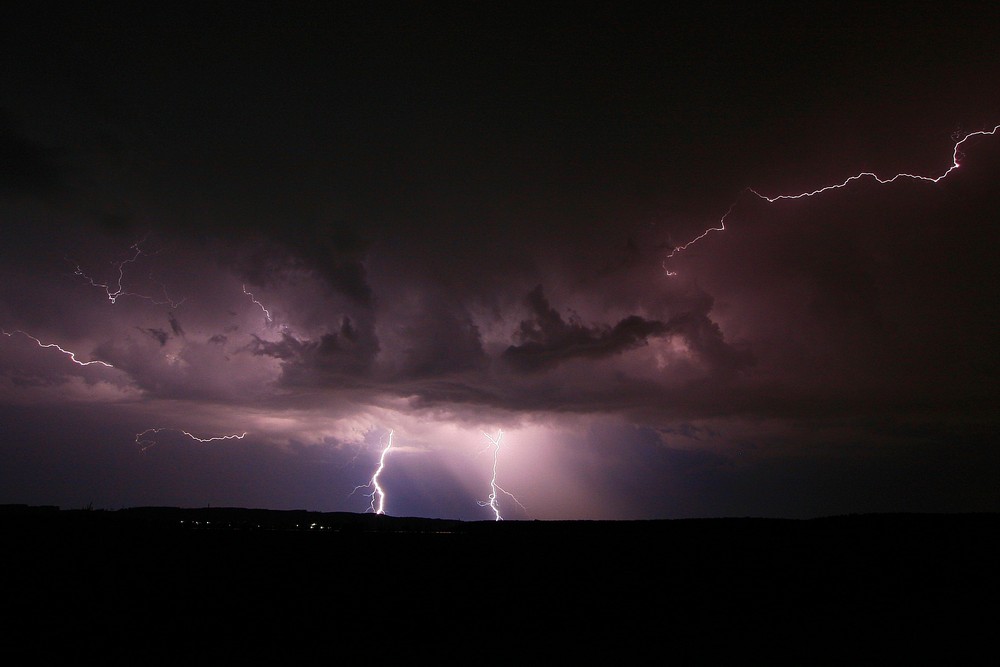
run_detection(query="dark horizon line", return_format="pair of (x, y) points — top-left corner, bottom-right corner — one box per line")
(4, 502), (997, 523)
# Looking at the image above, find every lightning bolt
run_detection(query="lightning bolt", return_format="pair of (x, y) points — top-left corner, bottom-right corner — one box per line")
(350, 429), (393, 515)
(663, 123), (1000, 275)
(478, 429), (528, 521)
(242, 284), (274, 323)
(1, 328), (114, 367)
(134, 427), (248, 452)
(71, 237), (185, 307)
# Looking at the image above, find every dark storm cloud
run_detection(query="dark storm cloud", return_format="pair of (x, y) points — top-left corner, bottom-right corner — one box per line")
(138, 327), (169, 347)
(167, 313), (184, 337)
(233, 227), (373, 307)
(247, 334), (305, 361)
(397, 379), (504, 411)
(667, 310), (755, 375)
(392, 294), (488, 379)
(502, 285), (751, 375)
(503, 285), (669, 373)
(134, 314), (187, 348)
(294, 231), (373, 307)
(247, 316), (379, 381)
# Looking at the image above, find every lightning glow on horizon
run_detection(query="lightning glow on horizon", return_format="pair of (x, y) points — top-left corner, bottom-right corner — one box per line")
(1, 328), (114, 367)
(134, 427), (248, 452)
(71, 238), (185, 308)
(478, 429), (528, 521)
(350, 429), (394, 515)
(663, 123), (1000, 275)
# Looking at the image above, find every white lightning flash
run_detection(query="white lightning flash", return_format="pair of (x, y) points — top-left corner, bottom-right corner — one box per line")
(242, 284), (273, 323)
(350, 429), (393, 515)
(2, 328), (114, 367)
(71, 237), (185, 308)
(664, 123), (1000, 274)
(478, 429), (528, 521)
(134, 428), (248, 452)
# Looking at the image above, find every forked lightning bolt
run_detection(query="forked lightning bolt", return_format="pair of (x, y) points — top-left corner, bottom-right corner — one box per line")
(71, 237), (184, 307)
(2, 329), (114, 367)
(134, 427), (248, 452)
(350, 429), (393, 515)
(478, 429), (528, 521)
(663, 123), (1000, 275)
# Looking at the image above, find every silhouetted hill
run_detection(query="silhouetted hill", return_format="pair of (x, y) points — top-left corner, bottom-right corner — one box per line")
(4, 505), (996, 665)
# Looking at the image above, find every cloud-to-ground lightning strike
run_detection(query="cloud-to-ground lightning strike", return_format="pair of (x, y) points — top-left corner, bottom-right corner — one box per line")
(71, 238), (185, 307)
(663, 124), (1000, 275)
(134, 428), (248, 452)
(1, 328), (114, 367)
(349, 429), (394, 515)
(477, 429), (528, 521)
(242, 284), (273, 323)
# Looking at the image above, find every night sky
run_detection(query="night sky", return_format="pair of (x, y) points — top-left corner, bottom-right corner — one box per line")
(2, 3), (998, 520)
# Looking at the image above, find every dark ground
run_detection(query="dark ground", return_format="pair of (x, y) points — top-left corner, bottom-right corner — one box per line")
(3, 505), (996, 665)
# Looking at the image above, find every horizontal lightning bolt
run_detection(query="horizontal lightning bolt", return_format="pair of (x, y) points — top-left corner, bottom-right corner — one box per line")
(664, 123), (1000, 274)
(2, 328), (114, 367)
(71, 238), (185, 307)
(134, 427), (248, 452)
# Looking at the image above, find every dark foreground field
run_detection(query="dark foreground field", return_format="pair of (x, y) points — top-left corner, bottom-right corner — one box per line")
(3, 506), (997, 665)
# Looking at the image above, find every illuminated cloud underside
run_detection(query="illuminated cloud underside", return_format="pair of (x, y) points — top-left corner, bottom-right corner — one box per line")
(1, 5), (998, 519)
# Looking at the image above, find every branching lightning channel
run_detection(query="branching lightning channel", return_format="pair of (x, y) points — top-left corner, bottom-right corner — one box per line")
(349, 429), (393, 515)
(71, 237), (185, 307)
(663, 124), (1000, 275)
(2, 328), (114, 367)
(477, 429), (528, 521)
(134, 428), (248, 452)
